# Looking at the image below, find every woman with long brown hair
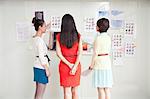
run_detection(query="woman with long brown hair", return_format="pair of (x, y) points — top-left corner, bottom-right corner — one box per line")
(56, 14), (82, 99)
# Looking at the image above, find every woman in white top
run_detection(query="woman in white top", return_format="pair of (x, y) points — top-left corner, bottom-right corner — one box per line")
(32, 17), (51, 99)
(89, 18), (113, 99)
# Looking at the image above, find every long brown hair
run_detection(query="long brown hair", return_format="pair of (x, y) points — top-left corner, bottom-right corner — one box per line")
(60, 14), (79, 48)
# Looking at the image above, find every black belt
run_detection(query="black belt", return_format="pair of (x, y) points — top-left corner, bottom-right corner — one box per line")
(36, 55), (51, 62)
(98, 54), (108, 56)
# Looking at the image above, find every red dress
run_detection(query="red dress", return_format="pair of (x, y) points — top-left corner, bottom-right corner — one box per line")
(56, 33), (81, 87)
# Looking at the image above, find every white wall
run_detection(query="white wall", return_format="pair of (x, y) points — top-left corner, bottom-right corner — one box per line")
(0, 0), (150, 99)
(135, 1), (150, 98)
(147, 1), (150, 98)
(149, 12), (150, 99)
(0, 1), (33, 99)
(110, 1), (149, 99)
(0, 1), (3, 99)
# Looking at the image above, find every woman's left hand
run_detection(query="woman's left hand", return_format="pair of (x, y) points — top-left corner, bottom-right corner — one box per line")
(70, 66), (77, 75)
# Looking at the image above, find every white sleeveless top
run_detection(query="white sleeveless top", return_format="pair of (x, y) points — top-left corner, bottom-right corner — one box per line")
(94, 32), (112, 70)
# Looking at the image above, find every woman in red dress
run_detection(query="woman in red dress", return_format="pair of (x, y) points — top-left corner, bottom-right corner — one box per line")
(56, 14), (82, 99)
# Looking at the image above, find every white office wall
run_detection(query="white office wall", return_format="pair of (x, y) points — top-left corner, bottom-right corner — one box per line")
(110, 1), (149, 99)
(0, 0), (149, 99)
(0, 1), (33, 99)
(147, 1), (150, 98)
(0, 1), (3, 99)
(149, 13), (150, 99)
(135, 1), (150, 98)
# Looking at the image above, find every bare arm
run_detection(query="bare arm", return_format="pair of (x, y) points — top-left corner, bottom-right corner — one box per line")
(73, 37), (83, 69)
(70, 37), (83, 75)
(89, 38), (98, 70)
(46, 21), (52, 50)
(46, 22), (51, 29)
(56, 39), (73, 68)
(47, 32), (52, 50)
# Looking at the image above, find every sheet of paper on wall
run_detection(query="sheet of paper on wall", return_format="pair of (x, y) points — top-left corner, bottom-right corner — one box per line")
(98, 11), (109, 18)
(111, 10), (124, 16)
(112, 34), (124, 49)
(50, 16), (61, 32)
(82, 37), (94, 55)
(16, 22), (30, 41)
(112, 49), (124, 66)
(84, 17), (95, 32)
(97, 2), (110, 19)
(124, 21), (136, 38)
(35, 11), (44, 20)
(99, 2), (110, 11)
(125, 41), (136, 57)
(98, 2), (110, 16)
(82, 30), (96, 54)
(111, 20), (125, 28)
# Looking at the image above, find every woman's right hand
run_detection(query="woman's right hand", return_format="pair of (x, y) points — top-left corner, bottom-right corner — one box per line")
(69, 63), (74, 69)
(89, 65), (94, 70)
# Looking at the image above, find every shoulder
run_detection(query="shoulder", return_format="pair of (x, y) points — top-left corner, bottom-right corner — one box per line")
(56, 33), (60, 40)
(100, 33), (110, 38)
(95, 36), (100, 42)
(95, 35), (104, 44)
(78, 33), (82, 39)
(33, 36), (41, 42)
(100, 34), (111, 43)
(77, 33), (82, 43)
(78, 33), (81, 36)
(34, 37), (44, 46)
(105, 34), (111, 40)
